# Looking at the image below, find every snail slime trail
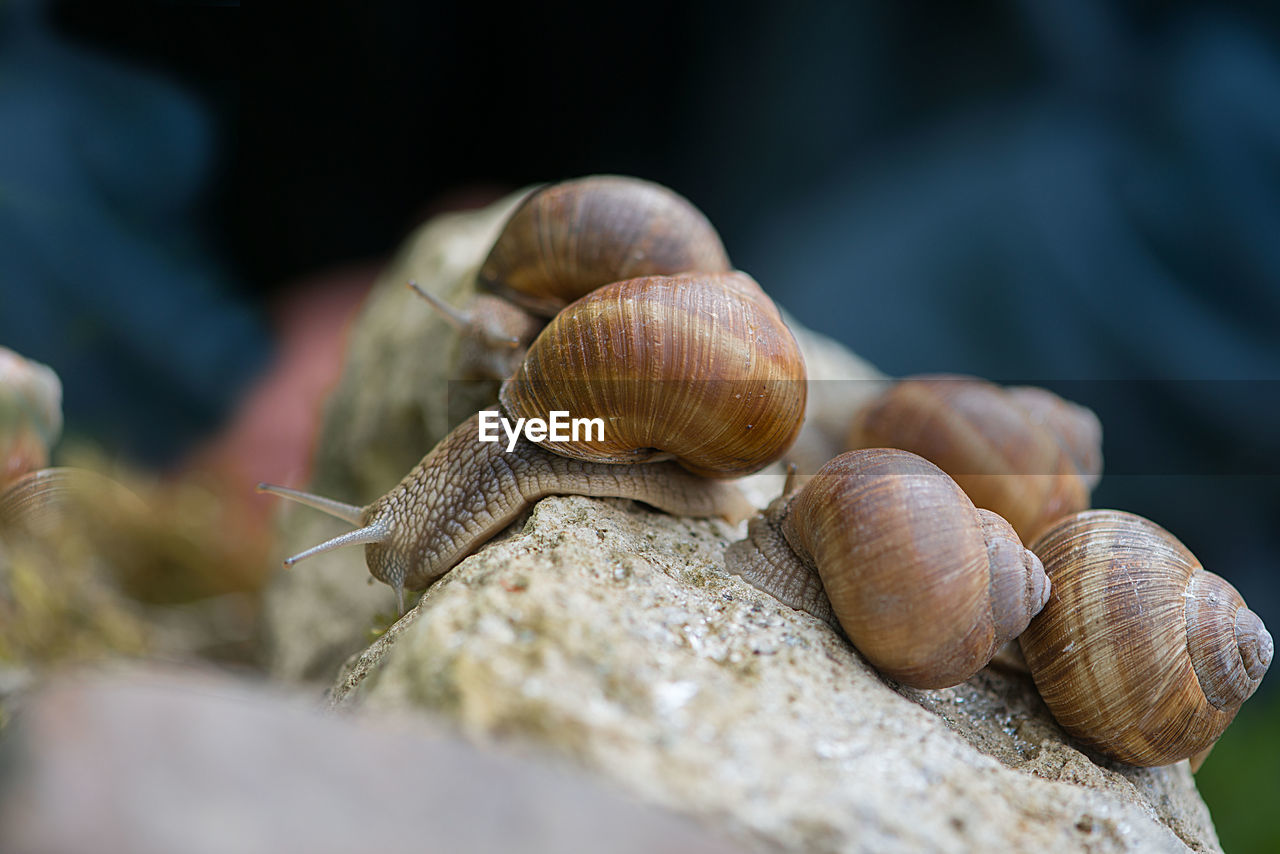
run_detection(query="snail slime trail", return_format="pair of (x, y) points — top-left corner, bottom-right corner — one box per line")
(477, 410), (605, 453)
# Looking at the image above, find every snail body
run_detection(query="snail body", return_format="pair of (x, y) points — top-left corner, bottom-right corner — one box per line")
(262, 271), (804, 611)
(846, 374), (1102, 542)
(726, 448), (1049, 688)
(416, 175), (731, 381)
(260, 414), (754, 613)
(1020, 509), (1271, 766)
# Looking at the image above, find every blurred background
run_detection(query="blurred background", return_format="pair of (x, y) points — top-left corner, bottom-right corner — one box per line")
(0, 0), (1276, 849)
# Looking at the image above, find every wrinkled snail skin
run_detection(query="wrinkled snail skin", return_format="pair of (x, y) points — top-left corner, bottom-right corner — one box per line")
(846, 375), (1102, 543)
(262, 271), (803, 611)
(501, 271), (808, 478)
(1019, 510), (1272, 767)
(261, 413), (754, 612)
(478, 175), (731, 316)
(727, 449), (1050, 689)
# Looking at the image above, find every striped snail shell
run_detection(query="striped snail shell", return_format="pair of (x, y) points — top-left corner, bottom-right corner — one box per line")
(500, 270), (806, 478)
(477, 175), (731, 316)
(727, 448), (1049, 688)
(1020, 509), (1272, 766)
(847, 374), (1102, 542)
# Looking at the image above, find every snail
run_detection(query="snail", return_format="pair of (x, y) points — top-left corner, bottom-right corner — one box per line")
(260, 271), (806, 612)
(413, 175), (731, 381)
(410, 286), (544, 382)
(725, 448), (1050, 689)
(1, 346), (63, 488)
(846, 374), (1102, 543)
(1019, 509), (1272, 767)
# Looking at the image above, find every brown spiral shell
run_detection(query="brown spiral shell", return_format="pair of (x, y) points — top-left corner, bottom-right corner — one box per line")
(1020, 509), (1272, 766)
(477, 175), (731, 316)
(730, 448), (1050, 689)
(499, 271), (807, 478)
(846, 374), (1101, 543)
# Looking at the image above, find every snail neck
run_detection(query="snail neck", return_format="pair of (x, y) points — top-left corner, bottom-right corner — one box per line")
(725, 494), (837, 631)
(366, 414), (755, 592)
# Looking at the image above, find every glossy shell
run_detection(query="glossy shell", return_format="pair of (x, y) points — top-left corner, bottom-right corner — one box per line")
(1020, 510), (1272, 766)
(846, 375), (1100, 543)
(785, 449), (1049, 688)
(478, 175), (731, 315)
(500, 271), (806, 478)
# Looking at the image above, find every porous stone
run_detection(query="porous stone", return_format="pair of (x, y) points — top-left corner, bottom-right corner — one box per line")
(331, 494), (1221, 854)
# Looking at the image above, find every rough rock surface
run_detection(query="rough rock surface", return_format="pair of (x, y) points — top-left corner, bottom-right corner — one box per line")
(331, 494), (1220, 853)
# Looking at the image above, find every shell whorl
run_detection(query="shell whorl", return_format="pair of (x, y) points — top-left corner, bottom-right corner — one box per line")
(477, 175), (731, 315)
(500, 271), (807, 478)
(1020, 509), (1271, 766)
(1185, 569), (1271, 709)
(977, 507), (1052, 645)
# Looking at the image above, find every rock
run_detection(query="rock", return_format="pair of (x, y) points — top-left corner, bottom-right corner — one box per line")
(331, 494), (1221, 853)
(0, 668), (745, 854)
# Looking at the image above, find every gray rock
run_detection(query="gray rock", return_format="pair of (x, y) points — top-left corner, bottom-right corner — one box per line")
(0, 668), (745, 854)
(331, 494), (1221, 853)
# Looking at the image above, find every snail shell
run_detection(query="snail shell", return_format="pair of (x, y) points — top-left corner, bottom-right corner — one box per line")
(501, 271), (807, 478)
(1, 347), (64, 487)
(1020, 509), (1272, 766)
(727, 448), (1049, 688)
(846, 374), (1101, 542)
(477, 175), (731, 316)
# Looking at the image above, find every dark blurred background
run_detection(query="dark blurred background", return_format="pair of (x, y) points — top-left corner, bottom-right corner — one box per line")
(0, 0), (1276, 845)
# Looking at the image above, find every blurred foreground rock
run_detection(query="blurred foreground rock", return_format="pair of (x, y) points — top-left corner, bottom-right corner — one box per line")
(0, 668), (743, 854)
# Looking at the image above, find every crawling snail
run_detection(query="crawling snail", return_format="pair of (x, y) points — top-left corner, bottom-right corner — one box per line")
(725, 448), (1049, 689)
(1020, 509), (1272, 766)
(412, 175), (731, 381)
(260, 271), (806, 612)
(846, 374), (1102, 543)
